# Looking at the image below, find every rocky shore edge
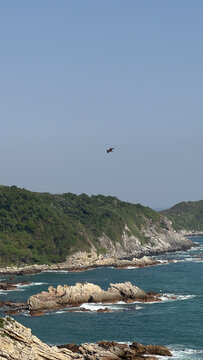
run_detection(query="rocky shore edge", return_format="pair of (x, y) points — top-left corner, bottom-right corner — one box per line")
(178, 230), (203, 236)
(0, 316), (172, 359)
(0, 254), (167, 276)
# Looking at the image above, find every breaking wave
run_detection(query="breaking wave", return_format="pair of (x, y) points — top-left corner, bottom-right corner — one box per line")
(156, 344), (203, 359)
(78, 302), (143, 312)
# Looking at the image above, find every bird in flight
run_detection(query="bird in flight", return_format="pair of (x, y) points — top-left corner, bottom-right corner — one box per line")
(106, 147), (114, 153)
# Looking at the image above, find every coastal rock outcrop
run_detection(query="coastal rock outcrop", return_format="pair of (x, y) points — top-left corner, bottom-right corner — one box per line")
(28, 281), (159, 312)
(77, 341), (172, 359)
(0, 299), (28, 316)
(0, 255), (164, 276)
(0, 281), (30, 290)
(0, 317), (82, 360)
(0, 317), (172, 359)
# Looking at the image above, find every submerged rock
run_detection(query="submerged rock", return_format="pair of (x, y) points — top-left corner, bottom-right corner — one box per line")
(0, 281), (31, 290)
(0, 299), (28, 316)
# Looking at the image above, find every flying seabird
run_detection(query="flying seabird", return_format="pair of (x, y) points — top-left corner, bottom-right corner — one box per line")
(106, 147), (114, 153)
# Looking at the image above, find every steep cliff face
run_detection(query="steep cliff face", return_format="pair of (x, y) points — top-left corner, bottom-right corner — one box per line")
(86, 217), (193, 259)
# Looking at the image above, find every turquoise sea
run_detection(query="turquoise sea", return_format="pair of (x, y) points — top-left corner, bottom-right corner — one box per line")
(0, 236), (203, 359)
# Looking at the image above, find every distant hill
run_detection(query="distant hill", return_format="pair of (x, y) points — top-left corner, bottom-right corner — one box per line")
(0, 185), (170, 266)
(161, 200), (203, 231)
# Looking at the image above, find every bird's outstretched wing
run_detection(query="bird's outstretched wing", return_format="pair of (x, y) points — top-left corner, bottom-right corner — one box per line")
(107, 147), (114, 153)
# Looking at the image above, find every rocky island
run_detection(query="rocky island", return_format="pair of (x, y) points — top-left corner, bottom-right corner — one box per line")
(0, 281), (167, 316)
(0, 316), (172, 359)
(27, 281), (169, 313)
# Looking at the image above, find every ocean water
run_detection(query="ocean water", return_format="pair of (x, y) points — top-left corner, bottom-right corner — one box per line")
(0, 236), (203, 359)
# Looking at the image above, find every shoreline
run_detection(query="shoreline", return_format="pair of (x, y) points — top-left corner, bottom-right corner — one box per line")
(178, 230), (203, 236)
(0, 239), (196, 276)
(0, 252), (184, 276)
(0, 257), (166, 276)
(0, 224), (198, 276)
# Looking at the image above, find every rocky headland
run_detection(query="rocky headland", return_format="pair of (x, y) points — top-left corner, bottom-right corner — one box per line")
(28, 281), (165, 312)
(0, 226), (195, 276)
(0, 185), (195, 271)
(0, 316), (172, 359)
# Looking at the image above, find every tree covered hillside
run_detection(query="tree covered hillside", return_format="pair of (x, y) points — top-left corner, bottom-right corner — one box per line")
(0, 185), (163, 266)
(161, 200), (203, 231)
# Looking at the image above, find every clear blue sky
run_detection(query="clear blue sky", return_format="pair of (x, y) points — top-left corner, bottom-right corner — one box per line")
(0, 0), (203, 209)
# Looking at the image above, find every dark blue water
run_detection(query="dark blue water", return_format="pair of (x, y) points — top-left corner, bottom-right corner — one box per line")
(0, 236), (203, 359)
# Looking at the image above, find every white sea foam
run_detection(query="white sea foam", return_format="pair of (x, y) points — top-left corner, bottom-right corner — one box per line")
(156, 259), (169, 263)
(55, 310), (67, 314)
(160, 293), (196, 302)
(132, 293), (196, 305)
(188, 257), (203, 262)
(0, 290), (8, 294)
(78, 302), (143, 312)
(168, 256), (203, 264)
(173, 257), (203, 263)
(79, 303), (114, 312)
(116, 301), (126, 304)
(156, 345), (203, 359)
(15, 282), (47, 290)
(18, 282), (46, 288)
(42, 270), (70, 273)
(30, 282), (47, 286)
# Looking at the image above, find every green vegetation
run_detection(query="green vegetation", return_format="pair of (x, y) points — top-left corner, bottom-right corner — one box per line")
(161, 200), (203, 231)
(0, 185), (164, 266)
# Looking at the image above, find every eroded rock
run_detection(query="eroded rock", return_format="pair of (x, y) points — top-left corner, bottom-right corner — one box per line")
(0, 317), (82, 360)
(27, 281), (161, 312)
